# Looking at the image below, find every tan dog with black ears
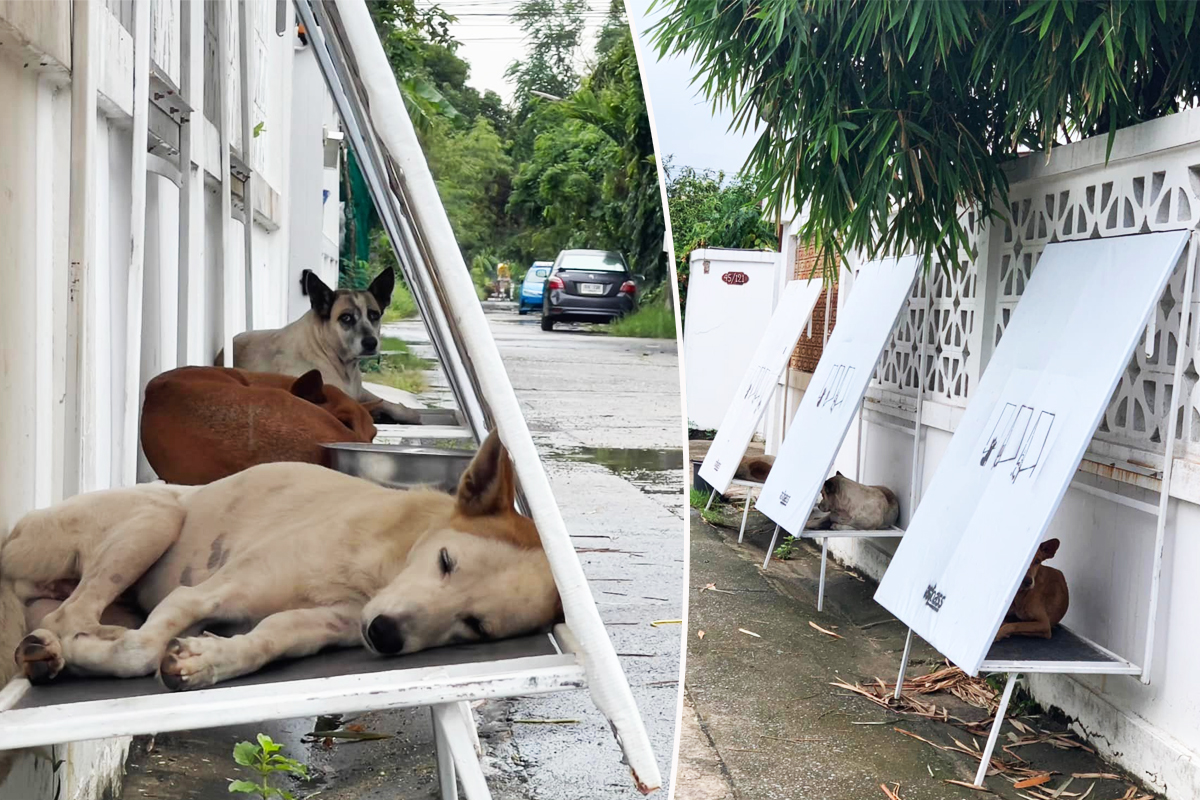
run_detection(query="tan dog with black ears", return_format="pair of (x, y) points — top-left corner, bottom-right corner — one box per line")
(995, 538), (1069, 641)
(217, 268), (422, 424)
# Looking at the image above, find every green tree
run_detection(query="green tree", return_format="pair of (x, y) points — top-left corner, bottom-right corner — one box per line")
(506, 0), (589, 108)
(366, 0), (461, 131)
(425, 118), (515, 266)
(562, 27), (667, 283)
(665, 161), (777, 317)
(653, 0), (1200, 279)
(508, 117), (617, 259)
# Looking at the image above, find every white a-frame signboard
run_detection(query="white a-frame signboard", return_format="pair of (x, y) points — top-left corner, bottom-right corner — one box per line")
(755, 256), (920, 533)
(874, 231), (1189, 676)
(699, 279), (825, 494)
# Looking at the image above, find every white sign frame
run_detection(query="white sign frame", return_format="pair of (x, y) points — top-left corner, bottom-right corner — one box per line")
(698, 279), (826, 494)
(873, 231), (1190, 676)
(754, 256), (921, 533)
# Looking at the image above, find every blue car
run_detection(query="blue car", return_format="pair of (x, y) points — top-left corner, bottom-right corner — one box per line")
(518, 261), (554, 315)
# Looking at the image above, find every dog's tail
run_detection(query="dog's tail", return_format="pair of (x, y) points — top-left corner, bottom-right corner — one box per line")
(299, 268), (312, 296)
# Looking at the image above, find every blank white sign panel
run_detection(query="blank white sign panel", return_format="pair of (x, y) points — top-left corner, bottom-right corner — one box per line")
(699, 279), (825, 493)
(874, 231), (1189, 676)
(755, 256), (920, 532)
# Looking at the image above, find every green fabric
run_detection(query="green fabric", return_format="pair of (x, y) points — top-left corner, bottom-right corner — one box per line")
(340, 149), (379, 271)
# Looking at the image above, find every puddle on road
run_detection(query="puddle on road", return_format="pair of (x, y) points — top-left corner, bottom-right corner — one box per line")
(550, 446), (684, 495)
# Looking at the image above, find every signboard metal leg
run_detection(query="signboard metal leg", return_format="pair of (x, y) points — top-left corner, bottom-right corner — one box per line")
(763, 525), (781, 570)
(974, 672), (1018, 786)
(817, 538), (829, 611)
(705, 489), (716, 511)
(738, 489), (754, 543)
(433, 706), (458, 800)
(432, 703), (492, 799)
(894, 628), (913, 700)
(1142, 233), (1198, 684)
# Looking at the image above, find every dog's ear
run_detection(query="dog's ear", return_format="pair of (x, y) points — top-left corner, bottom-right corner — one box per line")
(823, 476), (839, 496)
(367, 268), (396, 311)
(304, 270), (336, 318)
(1036, 538), (1060, 562)
(456, 429), (517, 517)
(290, 369), (327, 403)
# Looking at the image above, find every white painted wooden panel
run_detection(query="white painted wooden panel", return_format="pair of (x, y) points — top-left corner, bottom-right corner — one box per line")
(699, 279), (824, 493)
(874, 232), (1188, 676)
(755, 256), (920, 533)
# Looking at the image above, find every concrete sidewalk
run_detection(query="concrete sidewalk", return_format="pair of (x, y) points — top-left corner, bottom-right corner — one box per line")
(680, 505), (1159, 800)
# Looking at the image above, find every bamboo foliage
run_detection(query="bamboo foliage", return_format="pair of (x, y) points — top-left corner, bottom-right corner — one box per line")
(651, 0), (1200, 280)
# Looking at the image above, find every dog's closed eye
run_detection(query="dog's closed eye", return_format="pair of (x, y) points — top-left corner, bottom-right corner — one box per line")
(439, 547), (456, 576)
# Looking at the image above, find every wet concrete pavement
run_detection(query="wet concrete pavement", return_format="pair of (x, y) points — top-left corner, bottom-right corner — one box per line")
(119, 306), (684, 799)
(682, 502), (1160, 800)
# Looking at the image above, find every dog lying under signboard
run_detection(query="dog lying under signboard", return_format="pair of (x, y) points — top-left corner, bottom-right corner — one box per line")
(0, 430), (561, 690)
(994, 538), (1069, 641)
(807, 472), (900, 531)
(141, 366), (377, 485)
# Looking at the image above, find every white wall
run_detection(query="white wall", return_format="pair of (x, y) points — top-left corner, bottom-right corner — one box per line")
(0, 1), (335, 796)
(287, 40), (341, 322)
(683, 248), (783, 430)
(785, 110), (1200, 799)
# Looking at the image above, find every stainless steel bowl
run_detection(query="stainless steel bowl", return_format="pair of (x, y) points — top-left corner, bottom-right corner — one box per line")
(322, 443), (476, 492)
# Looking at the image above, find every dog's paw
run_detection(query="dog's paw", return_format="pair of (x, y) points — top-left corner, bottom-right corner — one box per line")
(158, 637), (222, 691)
(16, 630), (65, 684)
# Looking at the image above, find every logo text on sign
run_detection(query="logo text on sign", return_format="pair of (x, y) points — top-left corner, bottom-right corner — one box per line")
(722, 271), (749, 286)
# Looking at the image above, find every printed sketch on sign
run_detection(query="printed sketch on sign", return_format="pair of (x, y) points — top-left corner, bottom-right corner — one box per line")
(815, 365), (855, 412)
(742, 365), (775, 413)
(979, 401), (1056, 483)
(1010, 410), (1055, 482)
(981, 403), (1028, 468)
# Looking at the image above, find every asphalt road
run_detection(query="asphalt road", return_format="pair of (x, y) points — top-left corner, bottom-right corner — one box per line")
(120, 306), (685, 800)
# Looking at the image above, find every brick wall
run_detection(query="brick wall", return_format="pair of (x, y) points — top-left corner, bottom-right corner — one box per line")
(790, 242), (838, 372)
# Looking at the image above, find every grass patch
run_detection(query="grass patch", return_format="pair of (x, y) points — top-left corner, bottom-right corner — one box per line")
(361, 336), (432, 395)
(603, 304), (677, 339)
(383, 281), (418, 322)
(689, 488), (711, 509)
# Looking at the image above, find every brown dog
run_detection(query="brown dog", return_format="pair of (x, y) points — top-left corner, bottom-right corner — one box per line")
(995, 538), (1069, 641)
(140, 366), (377, 485)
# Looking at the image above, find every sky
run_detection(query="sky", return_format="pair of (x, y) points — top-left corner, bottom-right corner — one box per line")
(418, 0), (617, 104)
(627, 0), (758, 177)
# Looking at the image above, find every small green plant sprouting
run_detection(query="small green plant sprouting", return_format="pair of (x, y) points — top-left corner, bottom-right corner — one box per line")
(229, 734), (309, 799)
(773, 535), (798, 561)
(253, 121), (266, 138)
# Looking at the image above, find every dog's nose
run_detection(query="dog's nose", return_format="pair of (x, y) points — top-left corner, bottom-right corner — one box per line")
(365, 615), (405, 654)
(362, 336), (378, 352)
